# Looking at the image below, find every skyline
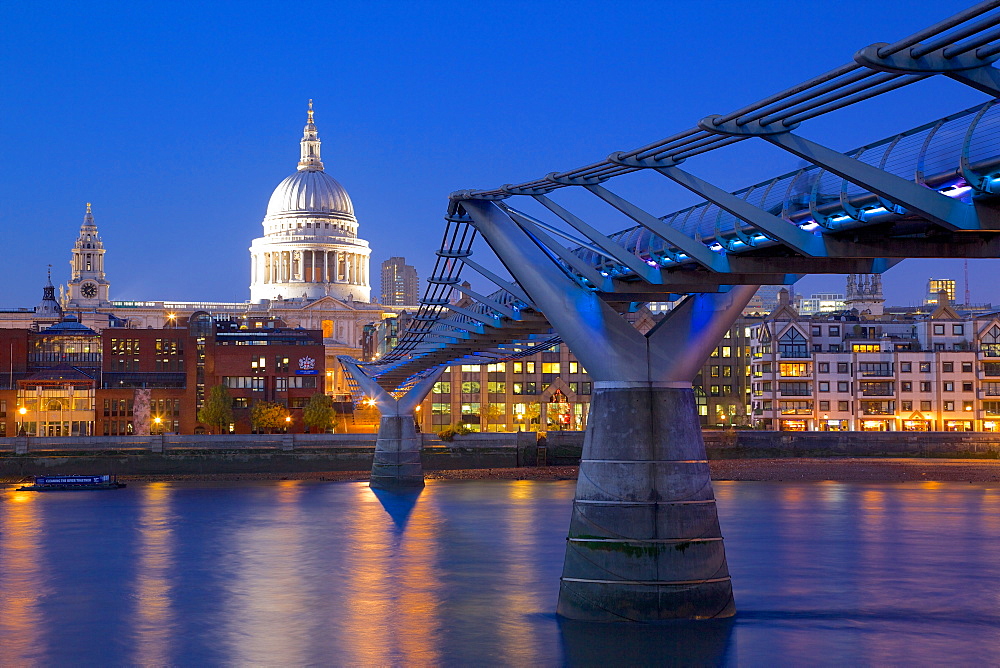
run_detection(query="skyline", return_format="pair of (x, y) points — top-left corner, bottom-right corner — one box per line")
(1, 0), (995, 309)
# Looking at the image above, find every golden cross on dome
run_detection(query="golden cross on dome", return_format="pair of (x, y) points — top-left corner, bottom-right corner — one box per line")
(307, 99), (314, 123)
(86, 202), (92, 214)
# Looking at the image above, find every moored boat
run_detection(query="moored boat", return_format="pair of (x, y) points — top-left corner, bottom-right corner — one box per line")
(17, 475), (126, 491)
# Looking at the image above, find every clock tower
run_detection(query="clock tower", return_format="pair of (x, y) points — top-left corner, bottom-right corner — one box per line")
(67, 203), (110, 308)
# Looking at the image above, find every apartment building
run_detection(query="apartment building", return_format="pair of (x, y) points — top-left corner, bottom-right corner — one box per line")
(750, 289), (1000, 431)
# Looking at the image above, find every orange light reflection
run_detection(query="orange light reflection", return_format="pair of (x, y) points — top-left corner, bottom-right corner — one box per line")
(0, 488), (44, 662)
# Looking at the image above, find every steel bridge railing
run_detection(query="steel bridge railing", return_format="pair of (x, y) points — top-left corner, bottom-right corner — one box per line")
(361, 2), (1000, 391)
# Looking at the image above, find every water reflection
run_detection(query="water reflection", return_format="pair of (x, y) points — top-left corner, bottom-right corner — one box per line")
(132, 482), (176, 666)
(559, 618), (735, 667)
(339, 483), (442, 665)
(371, 486), (422, 533)
(3, 479), (1000, 665)
(0, 489), (46, 664)
(220, 480), (311, 666)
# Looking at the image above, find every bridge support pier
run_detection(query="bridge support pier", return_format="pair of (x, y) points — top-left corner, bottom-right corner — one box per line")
(559, 383), (735, 621)
(463, 199), (756, 621)
(372, 414), (424, 488)
(340, 359), (443, 490)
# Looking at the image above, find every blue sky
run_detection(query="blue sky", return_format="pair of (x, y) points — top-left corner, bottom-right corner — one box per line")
(0, 0), (993, 308)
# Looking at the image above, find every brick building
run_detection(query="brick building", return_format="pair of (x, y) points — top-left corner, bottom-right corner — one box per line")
(0, 315), (326, 436)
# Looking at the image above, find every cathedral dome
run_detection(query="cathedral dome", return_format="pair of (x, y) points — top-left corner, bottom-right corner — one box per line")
(249, 101), (371, 305)
(265, 170), (354, 219)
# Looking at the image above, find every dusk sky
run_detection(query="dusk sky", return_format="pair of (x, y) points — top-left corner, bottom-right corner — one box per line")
(1, 1), (993, 309)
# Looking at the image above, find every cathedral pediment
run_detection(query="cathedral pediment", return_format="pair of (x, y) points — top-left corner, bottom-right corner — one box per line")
(296, 296), (356, 311)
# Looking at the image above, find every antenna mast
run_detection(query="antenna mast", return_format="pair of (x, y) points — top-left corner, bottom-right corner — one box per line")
(964, 260), (971, 306)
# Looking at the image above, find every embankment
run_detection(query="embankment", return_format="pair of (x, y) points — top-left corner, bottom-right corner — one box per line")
(3, 430), (1000, 478)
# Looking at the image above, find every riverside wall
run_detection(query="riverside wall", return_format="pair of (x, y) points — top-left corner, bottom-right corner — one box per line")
(2, 430), (999, 477)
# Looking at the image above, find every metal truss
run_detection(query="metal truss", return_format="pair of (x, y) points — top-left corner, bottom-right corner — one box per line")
(350, 2), (1000, 394)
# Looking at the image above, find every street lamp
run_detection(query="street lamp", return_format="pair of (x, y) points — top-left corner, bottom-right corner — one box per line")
(285, 415), (291, 433)
(153, 416), (162, 434)
(18, 406), (26, 436)
(515, 410), (524, 431)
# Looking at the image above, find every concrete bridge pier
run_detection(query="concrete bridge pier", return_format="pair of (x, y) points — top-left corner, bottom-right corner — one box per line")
(340, 359), (443, 489)
(463, 199), (756, 621)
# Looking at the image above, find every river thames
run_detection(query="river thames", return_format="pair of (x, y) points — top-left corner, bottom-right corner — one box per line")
(2, 478), (999, 665)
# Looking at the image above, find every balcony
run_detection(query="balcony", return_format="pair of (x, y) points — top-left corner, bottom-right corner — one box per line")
(861, 401), (895, 416)
(860, 383), (894, 397)
(857, 364), (893, 377)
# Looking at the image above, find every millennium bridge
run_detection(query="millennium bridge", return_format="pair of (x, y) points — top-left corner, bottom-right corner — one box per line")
(340, 2), (1000, 622)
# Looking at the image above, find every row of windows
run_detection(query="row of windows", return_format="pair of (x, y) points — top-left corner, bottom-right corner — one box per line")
(761, 399), (979, 413)
(247, 356), (293, 370)
(110, 358), (140, 372)
(757, 380), (979, 393)
(798, 324), (969, 338)
(155, 339), (183, 354)
(151, 398), (181, 417)
(222, 376), (317, 391)
(110, 338), (140, 355)
(759, 361), (979, 375)
(104, 399), (134, 417)
(453, 360), (583, 374)
(433, 381), (592, 396)
(757, 342), (983, 355)
(102, 419), (183, 435)
(275, 376), (317, 390)
(156, 357), (185, 371)
(223, 377), (265, 390)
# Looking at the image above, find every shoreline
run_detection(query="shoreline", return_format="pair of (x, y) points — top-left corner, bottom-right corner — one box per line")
(7, 458), (1000, 484)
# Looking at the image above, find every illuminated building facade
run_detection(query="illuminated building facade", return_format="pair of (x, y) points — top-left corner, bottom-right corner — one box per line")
(925, 278), (957, 305)
(0, 317), (326, 436)
(249, 102), (372, 303)
(380, 257), (419, 307)
(750, 290), (1000, 432)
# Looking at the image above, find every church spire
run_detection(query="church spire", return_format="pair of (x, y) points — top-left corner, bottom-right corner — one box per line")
(83, 202), (95, 227)
(298, 99), (324, 172)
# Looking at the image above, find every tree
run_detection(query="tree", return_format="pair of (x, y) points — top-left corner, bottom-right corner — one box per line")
(250, 400), (289, 434)
(198, 385), (234, 434)
(302, 393), (335, 433)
